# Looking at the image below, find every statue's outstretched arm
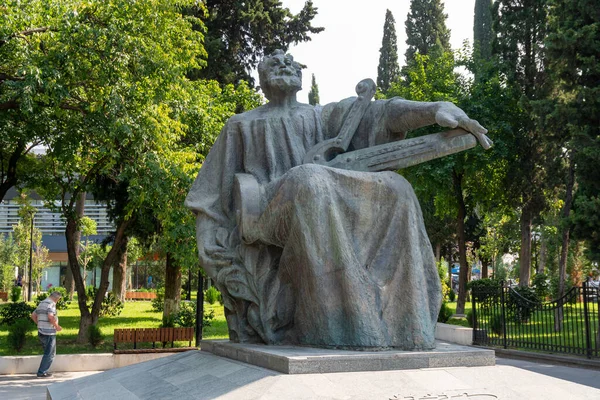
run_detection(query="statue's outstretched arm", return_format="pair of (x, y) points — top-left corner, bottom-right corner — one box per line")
(385, 99), (493, 149)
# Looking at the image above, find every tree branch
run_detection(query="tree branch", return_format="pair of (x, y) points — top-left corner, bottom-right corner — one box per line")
(0, 27), (51, 47)
(0, 73), (25, 83)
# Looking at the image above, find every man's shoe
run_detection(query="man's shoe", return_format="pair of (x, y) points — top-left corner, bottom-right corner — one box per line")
(37, 372), (53, 378)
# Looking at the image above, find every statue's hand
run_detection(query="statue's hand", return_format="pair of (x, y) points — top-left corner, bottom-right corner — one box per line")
(435, 102), (493, 150)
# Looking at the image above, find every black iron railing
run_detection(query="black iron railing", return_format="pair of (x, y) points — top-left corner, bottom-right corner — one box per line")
(471, 280), (600, 359)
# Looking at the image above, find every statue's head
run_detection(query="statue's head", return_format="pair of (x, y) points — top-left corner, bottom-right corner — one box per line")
(258, 49), (302, 101)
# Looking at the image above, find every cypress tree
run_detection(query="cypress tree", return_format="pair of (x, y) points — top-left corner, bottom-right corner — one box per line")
(308, 74), (320, 105)
(545, 0), (600, 267)
(493, 0), (550, 287)
(404, 0), (451, 64)
(377, 9), (400, 93)
(473, 0), (493, 62)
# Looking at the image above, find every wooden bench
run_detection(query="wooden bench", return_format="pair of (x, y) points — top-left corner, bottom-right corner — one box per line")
(113, 327), (195, 354)
(0, 292), (7, 301)
(125, 291), (157, 300)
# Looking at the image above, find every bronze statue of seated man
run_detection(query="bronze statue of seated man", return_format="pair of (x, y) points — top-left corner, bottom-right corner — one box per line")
(185, 49), (491, 350)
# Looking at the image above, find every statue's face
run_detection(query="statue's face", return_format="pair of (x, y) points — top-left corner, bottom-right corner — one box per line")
(258, 51), (302, 100)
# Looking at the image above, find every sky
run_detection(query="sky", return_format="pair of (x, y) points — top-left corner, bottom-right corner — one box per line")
(272, 0), (476, 104)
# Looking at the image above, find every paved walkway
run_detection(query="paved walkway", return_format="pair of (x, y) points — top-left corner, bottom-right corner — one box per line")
(2, 356), (600, 400)
(0, 371), (101, 400)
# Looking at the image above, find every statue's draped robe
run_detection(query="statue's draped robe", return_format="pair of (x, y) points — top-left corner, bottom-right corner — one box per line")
(185, 99), (442, 350)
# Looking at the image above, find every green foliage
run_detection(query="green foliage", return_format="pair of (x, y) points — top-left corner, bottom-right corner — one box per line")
(507, 286), (540, 323)
(0, 234), (19, 291)
(448, 289), (456, 302)
(87, 324), (104, 348)
(545, 0), (600, 263)
(437, 260), (450, 301)
(468, 278), (502, 303)
(10, 286), (21, 302)
(404, 0), (451, 64)
(7, 318), (33, 352)
(308, 74), (320, 106)
(532, 273), (550, 300)
(445, 318), (470, 328)
(465, 309), (474, 328)
(488, 313), (504, 336)
(0, 302), (35, 325)
(205, 286), (220, 305)
(161, 313), (175, 328)
(377, 9), (400, 93)
(437, 302), (453, 323)
(86, 287), (124, 317)
(192, 1), (323, 85)
(152, 288), (165, 313)
(473, 0), (494, 62)
(173, 301), (215, 328)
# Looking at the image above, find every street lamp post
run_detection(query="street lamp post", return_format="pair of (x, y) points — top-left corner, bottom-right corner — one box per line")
(27, 210), (35, 302)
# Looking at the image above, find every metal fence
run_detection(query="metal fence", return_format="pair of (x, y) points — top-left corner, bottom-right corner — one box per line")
(471, 280), (600, 359)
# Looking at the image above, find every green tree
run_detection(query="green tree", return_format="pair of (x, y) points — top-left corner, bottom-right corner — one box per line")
(377, 9), (400, 93)
(473, 0), (493, 61)
(493, 0), (550, 287)
(544, 0), (600, 297)
(189, 0), (324, 85)
(2, 0), (206, 342)
(404, 0), (451, 64)
(78, 216), (97, 288)
(308, 74), (320, 105)
(0, 233), (19, 291)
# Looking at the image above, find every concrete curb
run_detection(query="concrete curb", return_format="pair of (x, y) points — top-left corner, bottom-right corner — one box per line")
(1, 323), (469, 375)
(493, 348), (600, 370)
(435, 322), (472, 346)
(0, 352), (173, 375)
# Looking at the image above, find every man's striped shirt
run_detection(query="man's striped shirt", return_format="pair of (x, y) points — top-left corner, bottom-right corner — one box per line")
(35, 298), (57, 335)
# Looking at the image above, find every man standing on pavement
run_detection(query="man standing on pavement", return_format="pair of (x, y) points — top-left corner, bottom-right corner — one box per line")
(30, 291), (63, 377)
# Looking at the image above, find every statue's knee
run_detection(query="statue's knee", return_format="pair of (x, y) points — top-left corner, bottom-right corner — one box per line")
(284, 164), (327, 194)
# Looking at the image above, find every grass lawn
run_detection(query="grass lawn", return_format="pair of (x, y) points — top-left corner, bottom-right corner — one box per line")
(0, 298), (228, 356)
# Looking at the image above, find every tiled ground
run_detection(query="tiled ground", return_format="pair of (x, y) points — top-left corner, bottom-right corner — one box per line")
(40, 351), (600, 400)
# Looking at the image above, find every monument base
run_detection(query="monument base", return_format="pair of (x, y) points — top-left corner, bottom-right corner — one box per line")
(200, 340), (495, 374)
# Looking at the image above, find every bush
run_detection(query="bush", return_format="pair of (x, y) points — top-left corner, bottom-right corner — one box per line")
(174, 301), (215, 328)
(151, 288), (165, 312)
(437, 302), (453, 323)
(10, 286), (21, 302)
(86, 287), (124, 317)
(0, 302), (36, 325)
(205, 286), (220, 305)
(8, 318), (33, 352)
(465, 309), (474, 328)
(532, 273), (550, 301)
(87, 324), (104, 348)
(507, 286), (540, 323)
(448, 289), (456, 302)
(468, 279), (502, 303)
(35, 288), (70, 310)
(174, 301), (196, 327)
(445, 318), (470, 328)
(489, 313), (504, 336)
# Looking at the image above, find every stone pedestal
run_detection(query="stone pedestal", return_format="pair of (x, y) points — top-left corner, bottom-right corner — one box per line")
(200, 340), (495, 374)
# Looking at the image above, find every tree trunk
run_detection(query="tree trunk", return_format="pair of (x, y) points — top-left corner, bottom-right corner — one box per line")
(453, 171), (469, 315)
(112, 237), (128, 302)
(435, 243), (441, 263)
(482, 258), (489, 279)
(163, 252), (182, 322)
(65, 217), (92, 343)
(538, 237), (547, 274)
(66, 210), (130, 343)
(519, 205), (533, 287)
(64, 193), (86, 300)
(558, 157), (575, 298)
